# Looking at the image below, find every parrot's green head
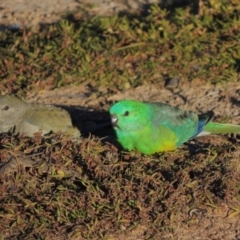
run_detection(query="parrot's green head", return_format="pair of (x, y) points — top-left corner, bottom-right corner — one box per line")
(110, 100), (149, 132)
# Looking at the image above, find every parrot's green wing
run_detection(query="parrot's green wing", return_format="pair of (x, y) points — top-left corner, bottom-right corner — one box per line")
(145, 102), (209, 146)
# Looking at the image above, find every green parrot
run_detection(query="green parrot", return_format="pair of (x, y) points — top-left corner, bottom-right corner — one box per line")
(109, 100), (240, 154)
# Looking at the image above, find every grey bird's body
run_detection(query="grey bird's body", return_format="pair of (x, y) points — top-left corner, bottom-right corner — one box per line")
(0, 95), (80, 137)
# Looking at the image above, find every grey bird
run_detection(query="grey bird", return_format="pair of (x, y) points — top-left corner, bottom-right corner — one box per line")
(0, 95), (80, 137)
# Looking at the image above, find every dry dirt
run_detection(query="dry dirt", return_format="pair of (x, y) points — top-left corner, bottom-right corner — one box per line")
(0, 0), (183, 29)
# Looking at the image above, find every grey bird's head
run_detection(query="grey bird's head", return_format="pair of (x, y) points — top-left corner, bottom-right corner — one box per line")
(0, 95), (29, 133)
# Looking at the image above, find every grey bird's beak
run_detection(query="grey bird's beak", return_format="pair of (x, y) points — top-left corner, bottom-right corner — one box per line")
(111, 114), (118, 128)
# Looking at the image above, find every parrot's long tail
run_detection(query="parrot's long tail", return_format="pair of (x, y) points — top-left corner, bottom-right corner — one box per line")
(199, 122), (240, 136)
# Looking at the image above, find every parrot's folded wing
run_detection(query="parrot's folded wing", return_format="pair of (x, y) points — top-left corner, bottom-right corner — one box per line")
(146, 102), (198, 143)
(146, 102), (198, 125)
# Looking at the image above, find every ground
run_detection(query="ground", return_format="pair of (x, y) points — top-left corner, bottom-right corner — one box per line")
(1, 0), (240, 239)
(25, 82), (240, 239)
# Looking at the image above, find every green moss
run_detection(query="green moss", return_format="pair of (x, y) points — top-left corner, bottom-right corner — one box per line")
(0, 1), (240, 94)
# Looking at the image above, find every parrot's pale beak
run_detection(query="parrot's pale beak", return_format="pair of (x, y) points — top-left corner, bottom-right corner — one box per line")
(111, 114), (118, 128)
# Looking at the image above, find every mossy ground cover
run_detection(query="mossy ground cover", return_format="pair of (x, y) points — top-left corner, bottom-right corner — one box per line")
(1, 0), (240, 239)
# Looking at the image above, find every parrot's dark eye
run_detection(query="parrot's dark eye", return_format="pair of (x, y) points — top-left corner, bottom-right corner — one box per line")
(2, 105), (9, 111)
(123, 111), (129, 116)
